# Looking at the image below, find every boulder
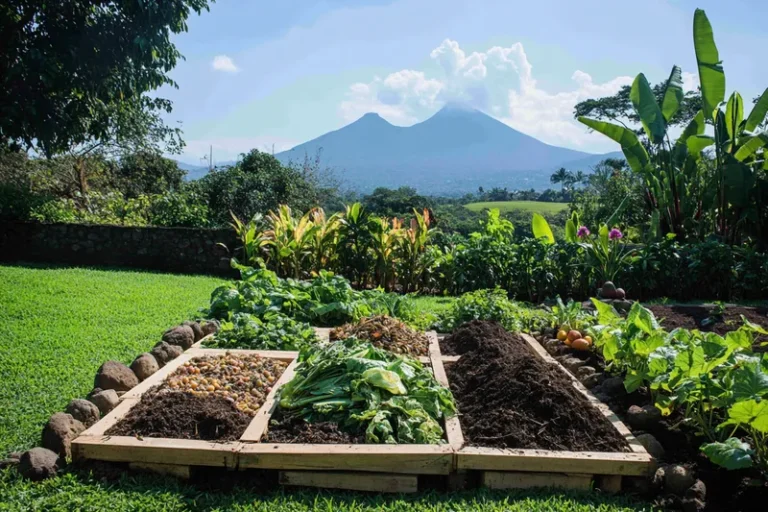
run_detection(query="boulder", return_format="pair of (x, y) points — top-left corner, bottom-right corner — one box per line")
(41, 412), (85, 459)
(0, 451), (22, 470)
(686, 479), (706, 501)
(601, 376), (625, 397)
(130, 353), (159, 382)
(17, 448), (60, 481)
(162, 325), (195, 349)
(665, 465), (695, 496)
(636, 433), (665, 460)
(651, 466), (666, 492)
(577, 366), (596, 378)
(89, 389), (119, 415)
(150, 341), (183, 367)
(94, 361), (139, 392)
(626, 404), (662, 431)
(200, 319), (220, 337)
(65, 399), (100, 428)
(557, 356), (585, 373)
(681, 498), (705, 512)
(581, 374), (601, 388)
(182, 320), (204, 341)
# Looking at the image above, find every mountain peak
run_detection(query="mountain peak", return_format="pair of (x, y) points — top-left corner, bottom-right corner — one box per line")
(438, 101), (478, 113)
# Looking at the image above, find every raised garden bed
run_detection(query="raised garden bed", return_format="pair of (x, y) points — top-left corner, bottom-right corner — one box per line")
(72, 328), (654, 494)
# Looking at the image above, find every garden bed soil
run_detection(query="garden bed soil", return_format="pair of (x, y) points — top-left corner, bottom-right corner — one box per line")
(263, 415), (364, 444)
(445, 321), (630, 452)
(439, 320), (525, 355)
(106, 391), (251, 441)
(647, 305), (768, 348)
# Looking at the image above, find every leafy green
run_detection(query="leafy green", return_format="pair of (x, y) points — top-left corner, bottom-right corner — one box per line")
(437, 288), (549, 333)
(203, 312), (319, 351)
(278, 338), (456, 444)
(701, 438), (754, 470)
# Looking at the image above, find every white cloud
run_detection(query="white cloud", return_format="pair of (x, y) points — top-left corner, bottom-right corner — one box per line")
(211, 55), (239, 73)
(339, 39), (636, 152)
(681, 71), (699, 92)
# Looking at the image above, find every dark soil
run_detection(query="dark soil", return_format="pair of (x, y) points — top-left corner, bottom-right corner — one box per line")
(263, 415), (365, 444)
(439, 320), (526, 355)
(647, 305), (768, 349)
(446, 321), (630, 452)
(107, 391), (250, 441)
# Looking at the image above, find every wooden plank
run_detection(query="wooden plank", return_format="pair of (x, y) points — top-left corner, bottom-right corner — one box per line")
(240, 359), (299, 442)
(129, 462), (191, 479)
(427, 332), (464, 450)
(71, 436), (239, 468)
(519, 333), (650, 456)
(79, 398), (139, 437)
(598, 474), (622, 493)
(458, 447), (653, 476)
(239, 444), (453, 475)
(279, 471), (418, 493)
(482, 471), (593, 491)
(184, 348), (297, 362)
(189, 333), (215, 350)
(121, 354), (193, 401)
(441, 355), (461, 364)
(314, 327), (331, 342)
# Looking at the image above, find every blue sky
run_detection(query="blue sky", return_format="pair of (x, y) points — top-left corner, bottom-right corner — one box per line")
(165, 0), (768, 165)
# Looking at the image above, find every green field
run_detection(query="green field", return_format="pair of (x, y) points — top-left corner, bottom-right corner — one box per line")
(464, 201), (568, 215)
(0, 264), (651, 511)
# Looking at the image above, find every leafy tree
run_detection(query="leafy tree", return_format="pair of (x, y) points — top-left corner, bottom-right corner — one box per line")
(550, 167), (572, 191)
(362, 187), (433, 218)
(114, 152), (186, 198)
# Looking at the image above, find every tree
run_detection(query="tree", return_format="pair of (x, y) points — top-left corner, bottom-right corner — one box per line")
(550, 167), (572, 191)
(114, 152), (186, 198)
(362, 187), (433, 218)
(0, 1), (210, 157)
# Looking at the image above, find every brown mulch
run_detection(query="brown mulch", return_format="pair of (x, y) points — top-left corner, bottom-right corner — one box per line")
(330, 315), (429, 356)
(445, 320), (630, 453)
(263, 415), (364, 444)
(106, 390), (251, 441)
(647, 305), (768, 349)
(439, 319), (525, 355)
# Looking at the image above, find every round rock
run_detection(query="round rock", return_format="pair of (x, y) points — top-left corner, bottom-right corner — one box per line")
(94, 361), (139, 392)
(130, 353), (159, 382)
(65, 399), (100, 428)
(626, 404), (662, 431)
(183, 320), (204, 341)
(41, 412), (85, 459)
(600, 376), (625, 397)
(686, 479), (706, 501)
(200, 319), (220, 337)
(89, 389), (119, 415)
(18, 448), (60, 481)
(636, 433), (665, 460)
(150, 341), (183, 367)
(162, 325), (195, 349)
(665, 465), (695, 496)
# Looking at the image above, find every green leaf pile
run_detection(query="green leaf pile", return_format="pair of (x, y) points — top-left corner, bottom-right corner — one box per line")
(203, 312), (319, 351)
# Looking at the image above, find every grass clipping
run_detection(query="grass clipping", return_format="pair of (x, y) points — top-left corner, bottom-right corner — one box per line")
(330, 315), (429, 356)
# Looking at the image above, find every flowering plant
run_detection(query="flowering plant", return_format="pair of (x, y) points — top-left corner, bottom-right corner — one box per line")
(578, 225), (634, 284)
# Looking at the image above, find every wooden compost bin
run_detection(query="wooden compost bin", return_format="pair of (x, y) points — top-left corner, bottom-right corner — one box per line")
(72, 330), (459, 493)
(445, 332), (655, 492)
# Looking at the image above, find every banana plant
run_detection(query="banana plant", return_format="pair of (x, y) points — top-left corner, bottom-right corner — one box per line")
(397, 208), (435, 293)
(337, 202), (375, 287)
(370, 216), (402, 291)
(307, 207), (341, 274)
(223, 211), (268, 268)
(264, 205), (319, 279)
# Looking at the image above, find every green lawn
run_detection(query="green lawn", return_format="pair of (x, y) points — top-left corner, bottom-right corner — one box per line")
(464, 201), (568, 215)
(0, 264), (652, 511)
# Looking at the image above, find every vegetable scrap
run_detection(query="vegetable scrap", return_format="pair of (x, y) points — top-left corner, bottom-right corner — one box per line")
(330, 315), (430, 356)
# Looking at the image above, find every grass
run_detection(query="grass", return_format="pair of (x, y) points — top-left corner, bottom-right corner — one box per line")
(0, 264), (652, 511)
(464, 201), (568, 215)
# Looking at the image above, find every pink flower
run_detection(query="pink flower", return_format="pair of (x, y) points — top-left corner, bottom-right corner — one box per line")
(577, 226), (590, 238)
(609, 228), (623, 240)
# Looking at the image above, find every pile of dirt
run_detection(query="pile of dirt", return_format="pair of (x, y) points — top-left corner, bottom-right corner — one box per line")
(106, 391), (250, 441)
(647, 305), (768, 349)
(439, 320), (526, 355)
(263, 415), (364, 444)
(330, 315), (429, 356)
(446, 321), (630, 452)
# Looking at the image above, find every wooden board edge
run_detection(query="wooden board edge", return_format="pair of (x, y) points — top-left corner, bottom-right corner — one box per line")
(121, 353), (193, 401)
(189, 333), (215, 350)
(279, 470), (418, 493)
(482, 470), (593, 491)
(183, 348), (298, 362)
(129, 462), (191, 479)
(78, 398), (139, 437)
(240, 359), (299, 442)
(518, 333), (651, 457)
(427, 331), (464, 450)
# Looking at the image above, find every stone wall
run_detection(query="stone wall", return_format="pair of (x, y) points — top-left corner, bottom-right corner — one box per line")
(0, 221), (239, 276)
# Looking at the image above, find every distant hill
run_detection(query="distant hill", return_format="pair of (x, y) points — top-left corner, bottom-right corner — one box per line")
(176, 161), (236, 181)
(276, 103), (621, 194)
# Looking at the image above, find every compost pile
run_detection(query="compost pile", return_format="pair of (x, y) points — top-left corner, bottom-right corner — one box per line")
(330, 315), (430, 356)
(440, 319), (518, 355)
(107, 391), (250, 441)
(161, 353), (287, 416)
(277, 338), (455, 444)
(264, 415), (365, 444)
(446, 321), (630, 452)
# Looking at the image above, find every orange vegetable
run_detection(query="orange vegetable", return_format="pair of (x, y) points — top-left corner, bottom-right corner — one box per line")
(584, 335), (593, 344)
(566, 330), (582, 342)
(571, 338), (591, 351)
(556, 330), (568, 341)
(564, 338), (573, 346)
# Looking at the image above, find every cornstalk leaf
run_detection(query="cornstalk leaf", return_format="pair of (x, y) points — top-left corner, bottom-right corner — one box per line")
(531, 213), (554, 244)
(725, 92), (744, 142)
(661, 65), (684, 123)
(693, 9), (725, 119)
(631, 73), (667, 144)
(578, 117), (650, 174)
(745, 87), (768, 132)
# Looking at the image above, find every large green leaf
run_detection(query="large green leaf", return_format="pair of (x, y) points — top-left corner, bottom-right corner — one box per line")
(565, 218), (577, 243)
(723, 399), (768, 433)
(734, 132), (768, 162)
(661, 65), (684, 123)
(605, 195), (630, 229)
(631, 73), (667, 143)
(687, 134), (716, 155)
(578, 117), (650, 174)
(693, 9), (725, 119)
(732, 363), (768, 402)
(531, 213), (554, 244)
(627, 302), (660, 334)
(674, 111), (707, 164)
(724, 159), (755, 207)
(745, 87), (768, 132)
(725, 92), (744, 143)
(701, 438), (754, 470)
